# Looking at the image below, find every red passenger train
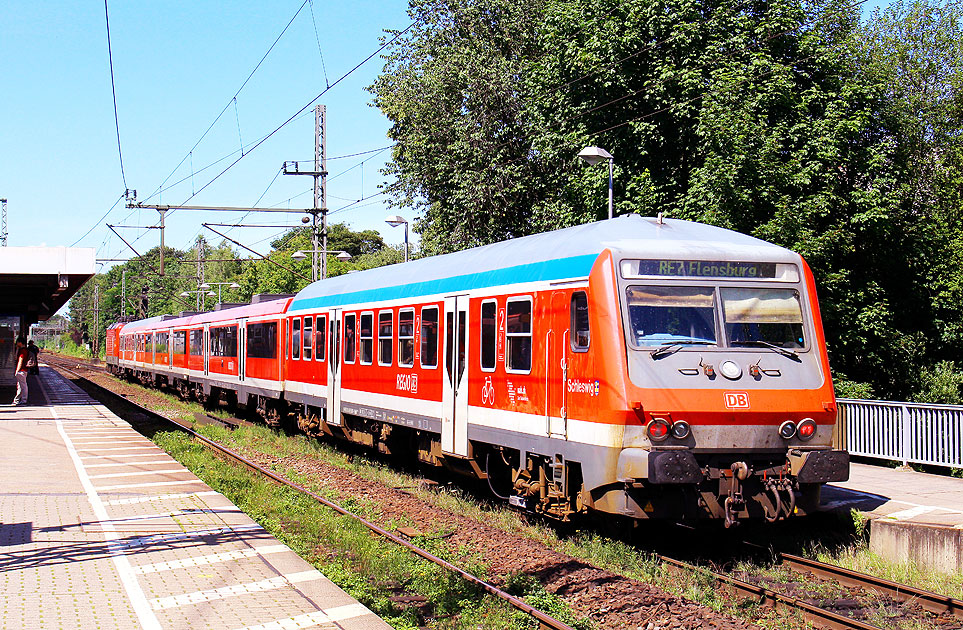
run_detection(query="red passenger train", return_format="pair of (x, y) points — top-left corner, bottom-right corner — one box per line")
(106, 216), (849, 526)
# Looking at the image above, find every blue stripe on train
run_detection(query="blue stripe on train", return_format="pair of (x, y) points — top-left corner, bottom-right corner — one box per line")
(290, 253), (599, 311)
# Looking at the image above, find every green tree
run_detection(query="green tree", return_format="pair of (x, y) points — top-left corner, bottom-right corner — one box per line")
(856, 0), (963, 395)
(370, 0), (552, 254)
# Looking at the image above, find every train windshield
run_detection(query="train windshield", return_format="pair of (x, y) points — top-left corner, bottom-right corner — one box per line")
(625, 286), (717, 346)
(722, 288), (805, 348)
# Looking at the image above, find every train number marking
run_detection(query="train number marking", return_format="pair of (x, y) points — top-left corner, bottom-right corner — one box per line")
(724, 391), (750, 409)
(396, 373), (418, 394)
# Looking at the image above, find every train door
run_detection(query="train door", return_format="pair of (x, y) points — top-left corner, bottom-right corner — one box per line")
(326, 309), (342, 426)
(238, 318), (247, 382)
(203, 325), (210, 376)
(168, 329), (174, 367)
(546, 291), (569, 439)
(442, 295), (469, 456)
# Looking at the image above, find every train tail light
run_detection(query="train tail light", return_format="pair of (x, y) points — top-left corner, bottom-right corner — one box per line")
(797, 418), (816, 441)
(647, 418), (670, 442)
(778, 420), (797, 440)
(671, 420), (691, 440)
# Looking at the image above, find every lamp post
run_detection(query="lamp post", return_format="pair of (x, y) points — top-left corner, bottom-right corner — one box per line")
(578, 146), (614, 219)
(385, 215), (409, 262)
(292, 249), (351, 280)
(199, 282), (241, 305)
(180, 289), (216, 311)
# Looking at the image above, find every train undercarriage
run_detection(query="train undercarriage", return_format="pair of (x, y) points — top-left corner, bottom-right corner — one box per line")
(113, 365), (846, 527)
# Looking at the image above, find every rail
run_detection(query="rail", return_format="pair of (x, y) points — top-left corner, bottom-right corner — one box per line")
(835, 398), (963, 469)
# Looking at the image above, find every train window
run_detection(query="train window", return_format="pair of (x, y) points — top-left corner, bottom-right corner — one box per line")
(247, 322), (278, 359)
(356, 313), (372, 364)
(506, 297), (532, 373)
(721, 288), (805, 349)
(625, 286), (717, 348)
(173, 331), (187, 355)
(571, 291), (590, 351)
(292, 318), (301, 360)
(398, 309), (415, 367)
(343, 314), (356, 363)
(481, 300), (496, 371)
(156, 332), (169, 355)
(210, 326), (238, 358)
(421, 306), (439, 368)
(377, 312), (392, 366)
(303, 316), (313, 360)
(148, 333), (155, 355)
(189, 329), (203, 356)
(315, 315), (326, 362)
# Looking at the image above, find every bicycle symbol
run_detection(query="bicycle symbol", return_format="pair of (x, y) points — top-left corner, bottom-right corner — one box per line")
(482, 376), (495, 406)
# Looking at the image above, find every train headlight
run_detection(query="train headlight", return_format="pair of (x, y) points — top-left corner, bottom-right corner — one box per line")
(720, 360), (742, 380)
(778, 420), (797, 440)
(671, 420), (691, 440)
(647, 418), (670, 442)
(797, 418), (817, 441)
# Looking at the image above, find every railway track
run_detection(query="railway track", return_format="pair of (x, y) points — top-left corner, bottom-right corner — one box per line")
(45, 353), (963, 630)
(659, 552), (962, 630)
(779, 553), (963, 620)
(43, 355), (578, 630)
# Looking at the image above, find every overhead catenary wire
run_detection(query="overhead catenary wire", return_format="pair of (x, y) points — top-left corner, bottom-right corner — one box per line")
(173, 21), (416, 210)
(307, 0), (330, 88)
(72, 193), (125, 247)
(104, 0), (127, 189)
(144, 0), (313, 204)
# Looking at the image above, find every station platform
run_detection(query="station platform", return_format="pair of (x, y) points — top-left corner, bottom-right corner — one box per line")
(822, 463), (963, 573)
(0, 365), (390, 630)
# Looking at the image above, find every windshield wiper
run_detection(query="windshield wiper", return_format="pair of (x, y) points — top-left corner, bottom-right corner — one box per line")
(731, 339), (801, 361)
(650, 340), (716, 359)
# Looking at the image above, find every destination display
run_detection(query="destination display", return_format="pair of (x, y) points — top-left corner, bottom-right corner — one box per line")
(621, 259), (778, 279)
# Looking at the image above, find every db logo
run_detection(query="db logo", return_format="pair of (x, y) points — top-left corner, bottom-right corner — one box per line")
(724, 391), (750, 409)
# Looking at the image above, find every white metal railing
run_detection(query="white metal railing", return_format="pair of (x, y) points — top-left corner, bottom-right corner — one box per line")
(835, 398), (963, 468)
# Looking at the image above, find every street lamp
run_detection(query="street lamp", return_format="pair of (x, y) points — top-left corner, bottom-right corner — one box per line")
(292, 249), (351, 280)
(385, 215), (409, 262)
(578, 146), (614, 219)
(180, 289), (216, 311)
(199, 282), (241, 304)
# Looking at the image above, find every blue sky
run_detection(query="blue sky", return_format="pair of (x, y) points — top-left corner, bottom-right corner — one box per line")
(0, 0), (892, 270)
(0, 0), (410, 264)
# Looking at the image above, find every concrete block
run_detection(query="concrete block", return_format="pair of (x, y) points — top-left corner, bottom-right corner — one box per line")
(869, 518), (963, 574)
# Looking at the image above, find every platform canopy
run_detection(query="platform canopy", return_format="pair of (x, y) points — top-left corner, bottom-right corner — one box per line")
(0, 246), (95, 325)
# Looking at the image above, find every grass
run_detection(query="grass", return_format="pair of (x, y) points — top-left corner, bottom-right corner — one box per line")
(815, 543), (963, 601)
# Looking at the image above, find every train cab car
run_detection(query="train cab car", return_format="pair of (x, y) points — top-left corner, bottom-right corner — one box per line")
(285, 215), (847, 525)
(105, 322), (123, 368)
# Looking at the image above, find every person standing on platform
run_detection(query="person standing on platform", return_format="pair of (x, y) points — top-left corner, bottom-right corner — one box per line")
(12, 337), (29, 405)
(27, 339), (39, 375)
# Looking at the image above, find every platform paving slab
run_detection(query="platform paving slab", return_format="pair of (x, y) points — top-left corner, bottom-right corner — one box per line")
(822, 462), (963, 573)
(1, 365), (390, 630)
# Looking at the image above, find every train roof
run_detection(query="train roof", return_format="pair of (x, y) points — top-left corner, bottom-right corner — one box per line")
(289, 215), (795, 312)
(118, 297), (291, 333)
